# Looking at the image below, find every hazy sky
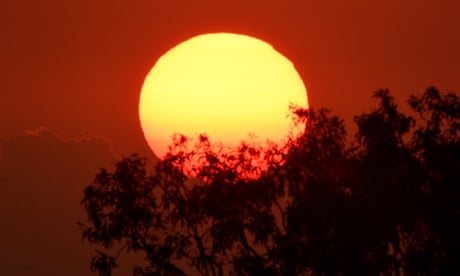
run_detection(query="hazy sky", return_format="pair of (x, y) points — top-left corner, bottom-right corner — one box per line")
(1, 0), (459, 274)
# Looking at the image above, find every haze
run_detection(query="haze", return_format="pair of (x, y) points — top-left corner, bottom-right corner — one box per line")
(0, 0), (459, 275)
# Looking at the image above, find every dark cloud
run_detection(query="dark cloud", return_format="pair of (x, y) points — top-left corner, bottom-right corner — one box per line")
(0, 127), (137, 275)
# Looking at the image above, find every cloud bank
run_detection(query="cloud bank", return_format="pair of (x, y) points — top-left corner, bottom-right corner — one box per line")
(0, 127), (129, 275)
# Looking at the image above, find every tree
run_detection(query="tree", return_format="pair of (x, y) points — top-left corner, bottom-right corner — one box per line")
(407, 87), (460, 274)
(80, 87), (460, 275)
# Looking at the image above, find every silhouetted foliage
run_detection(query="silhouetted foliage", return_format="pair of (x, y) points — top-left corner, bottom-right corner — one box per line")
(81, 87), (460, 275)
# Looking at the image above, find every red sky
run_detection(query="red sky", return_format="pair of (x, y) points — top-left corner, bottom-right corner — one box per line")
(0, 0), (459, 274)
(2, 0), (459, 157)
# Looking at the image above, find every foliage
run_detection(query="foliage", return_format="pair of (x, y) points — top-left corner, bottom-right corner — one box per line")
(81, 87), (460, 275)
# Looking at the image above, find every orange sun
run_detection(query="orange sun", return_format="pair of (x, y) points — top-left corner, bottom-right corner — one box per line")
(139, 33), (308, 165)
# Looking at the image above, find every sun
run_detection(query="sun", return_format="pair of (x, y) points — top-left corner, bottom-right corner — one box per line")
(139, 33), (308, 167)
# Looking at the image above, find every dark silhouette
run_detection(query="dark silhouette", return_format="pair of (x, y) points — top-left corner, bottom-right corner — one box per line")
(80, 87), (460, 275)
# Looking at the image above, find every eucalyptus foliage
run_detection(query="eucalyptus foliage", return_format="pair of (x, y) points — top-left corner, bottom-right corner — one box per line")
(81, 87), (460, 275)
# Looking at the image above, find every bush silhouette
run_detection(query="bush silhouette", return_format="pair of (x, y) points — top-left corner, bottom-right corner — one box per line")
(81, 87), (460, 275)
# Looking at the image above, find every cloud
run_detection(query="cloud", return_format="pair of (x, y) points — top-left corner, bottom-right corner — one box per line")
(0, 127), (137, 275)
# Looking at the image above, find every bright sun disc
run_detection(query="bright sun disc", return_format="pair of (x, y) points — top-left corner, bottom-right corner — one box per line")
(139, 33), (308, 168)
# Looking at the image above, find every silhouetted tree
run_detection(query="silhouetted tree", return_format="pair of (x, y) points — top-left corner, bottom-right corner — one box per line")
(407, 87), (460, 274)
(81, 87), (459, 275)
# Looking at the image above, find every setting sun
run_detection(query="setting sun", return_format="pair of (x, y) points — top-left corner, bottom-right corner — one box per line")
(139, 33), (308, 160)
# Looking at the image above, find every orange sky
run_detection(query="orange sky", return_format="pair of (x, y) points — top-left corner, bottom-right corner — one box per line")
(2, 0), (459, 157)
(0, 0), (459, 274)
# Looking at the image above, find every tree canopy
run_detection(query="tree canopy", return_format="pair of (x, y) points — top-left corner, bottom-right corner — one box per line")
(80, 87), (460, 275)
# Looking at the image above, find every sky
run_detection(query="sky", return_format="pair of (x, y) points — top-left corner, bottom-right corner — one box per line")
(1, 0), (459, 274)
